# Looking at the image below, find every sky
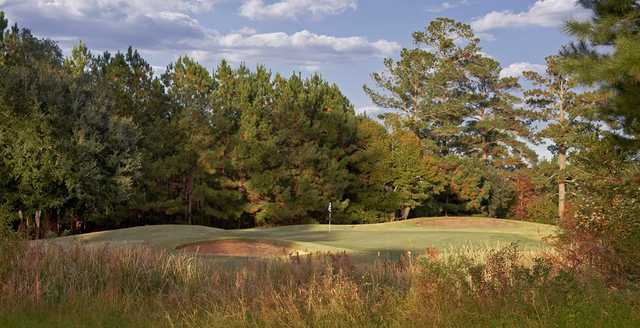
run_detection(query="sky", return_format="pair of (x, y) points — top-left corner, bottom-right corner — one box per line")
(0, 0), (592, 155)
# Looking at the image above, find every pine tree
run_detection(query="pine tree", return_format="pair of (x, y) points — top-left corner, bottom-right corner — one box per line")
(162, 57), (244, 225)
(524, 56), (597, 224)
(559, 1), (640, 275)
(0, 11), (6, 46)
(364, 18), (479, 155)
(464, 55), (536, 168)
(233, 71), (360, 225)
(562, 0), (640, 138)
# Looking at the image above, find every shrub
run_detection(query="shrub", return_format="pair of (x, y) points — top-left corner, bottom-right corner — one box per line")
(525, 193), (558, 224)
(562, 135), (640, 282)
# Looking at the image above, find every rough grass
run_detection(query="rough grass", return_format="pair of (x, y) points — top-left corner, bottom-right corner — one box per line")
(52, 217), (557, 260)
(1, 239), (638, 328)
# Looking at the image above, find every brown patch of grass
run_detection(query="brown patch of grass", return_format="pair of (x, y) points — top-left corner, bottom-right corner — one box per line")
(177, 239), (302, 257)
(414, 217), (520, 229)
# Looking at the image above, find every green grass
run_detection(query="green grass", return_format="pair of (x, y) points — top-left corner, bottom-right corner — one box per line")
(54, 217), (557, 260)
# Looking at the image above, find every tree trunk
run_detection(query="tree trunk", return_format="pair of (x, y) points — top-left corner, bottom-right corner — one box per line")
(401, 206), (411, 220)
(18, 210), (25, 235)
(558, 79), (568, 225)
(558, 146), (567, 224)
(73, 214), (84, 234)
(481, 108), (489, 163)
(482, 145), (489, 163)
(444, 194), (449, 217)
(34, 209), (41, 239)
(43, 209), (59, 237)
(56, 209), (61, 235)
(25, 213), (31, 237)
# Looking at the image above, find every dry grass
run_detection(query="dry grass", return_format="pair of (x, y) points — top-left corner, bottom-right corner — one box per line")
(0, 238), (638, 327)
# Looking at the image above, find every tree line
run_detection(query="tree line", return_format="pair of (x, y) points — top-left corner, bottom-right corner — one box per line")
(1, 0), (639, 275)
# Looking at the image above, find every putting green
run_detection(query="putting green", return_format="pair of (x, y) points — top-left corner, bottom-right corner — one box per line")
(54, 217), (557, 259)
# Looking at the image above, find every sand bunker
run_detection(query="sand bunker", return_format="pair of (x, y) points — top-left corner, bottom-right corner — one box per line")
(177, 239), (301, 257)
(414, 218), (520, 229)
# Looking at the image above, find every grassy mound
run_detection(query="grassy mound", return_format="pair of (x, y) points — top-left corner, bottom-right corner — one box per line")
(53, 217), (557, 260)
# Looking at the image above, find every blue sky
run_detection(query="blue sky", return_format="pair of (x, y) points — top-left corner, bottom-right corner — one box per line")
(0, 0), (590, 121)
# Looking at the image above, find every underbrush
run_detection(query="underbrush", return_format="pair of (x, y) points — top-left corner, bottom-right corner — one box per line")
(0, 240), (638, 327)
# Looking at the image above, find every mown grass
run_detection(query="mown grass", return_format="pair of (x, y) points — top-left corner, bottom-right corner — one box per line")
(53, 217), (557, 257)
(1, 236), (638, 328)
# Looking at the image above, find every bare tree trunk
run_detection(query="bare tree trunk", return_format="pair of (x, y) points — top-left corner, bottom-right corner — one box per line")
(401, 206), (411, 220)
(25, 213), (31, 237)
(558, 147), (567, 224)
(73, 214), (84, 234)
(558, 79), (568, 224)
(18, 210), (24, 235)
(56, 209), (61, 235)
(34, 209), (41, 239)
(444, 194), (449, 217)
(481, 108), (489, 163)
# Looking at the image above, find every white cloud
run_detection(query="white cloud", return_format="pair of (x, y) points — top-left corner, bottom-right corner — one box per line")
(0, 0), (397, 70)
(471, 0), (592, 33)
(427, 0), (469, 14)
(500, 62), (546, 78)
(3, 0), (218, 19)
(1, 0), (212, 49)
(216, 30), (395, 54)
(208, 29), (399, 67)
(239, 0), (357, 20)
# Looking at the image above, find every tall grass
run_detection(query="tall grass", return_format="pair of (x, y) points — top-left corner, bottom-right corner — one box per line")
(0, 239), (638, 327)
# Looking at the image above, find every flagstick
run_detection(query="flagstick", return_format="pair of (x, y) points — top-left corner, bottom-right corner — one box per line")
(328, 201), (332, 232)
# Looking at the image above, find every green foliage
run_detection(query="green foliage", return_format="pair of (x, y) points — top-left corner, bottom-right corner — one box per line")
(563, 0), (640, 138)
(0, 23), (142, 234)
(157, 57), (244, 226)
(347, 117), (446, 221)
(0, 14), (380, 230)
(0, 13), (543, 233)
(0, 11), (6, 42)
(364, 18), (479, 156)
(231, 72), (360, 225)
(569, 134), (640, 278)
(524, 56), (600, 149)
(555, 1), (640, 280)
(446, 158), (492, 214)
(524, 194), (558, 225)
(363, 17), (534, 219)
(464, 56), (535, 168)
(437, 158), (515, 218)
(365, 18), (535, 167)
(0, 204), (15, 238)
(484, 169), (516, 218)
(523, 55), (602, 224)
